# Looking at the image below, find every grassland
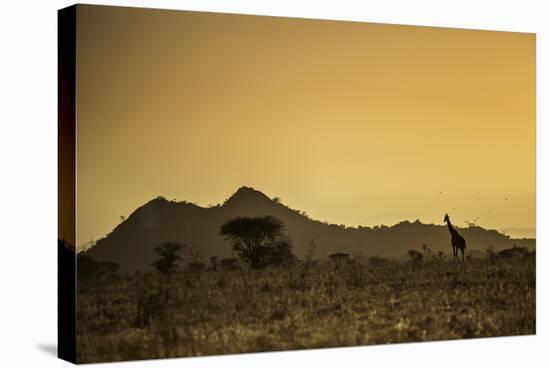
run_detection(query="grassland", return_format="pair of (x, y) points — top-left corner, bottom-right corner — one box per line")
(76, 256), (535, 363)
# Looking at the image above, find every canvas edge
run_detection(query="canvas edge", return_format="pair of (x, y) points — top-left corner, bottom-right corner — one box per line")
(58, 4), (77, 364)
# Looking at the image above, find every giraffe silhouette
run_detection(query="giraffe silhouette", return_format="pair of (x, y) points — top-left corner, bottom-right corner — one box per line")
(443, 213), (466, 263)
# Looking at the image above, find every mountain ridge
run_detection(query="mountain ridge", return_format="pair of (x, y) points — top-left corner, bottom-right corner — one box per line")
(84, 186), (535, 272)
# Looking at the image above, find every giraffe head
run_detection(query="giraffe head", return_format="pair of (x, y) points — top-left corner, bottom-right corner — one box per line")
(443, 214), (450, 223)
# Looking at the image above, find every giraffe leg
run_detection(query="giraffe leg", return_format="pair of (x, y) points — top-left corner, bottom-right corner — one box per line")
(461, 248), (465, 263)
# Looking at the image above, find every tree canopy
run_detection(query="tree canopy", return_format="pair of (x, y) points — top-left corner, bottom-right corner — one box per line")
(220, 216), (297, 269)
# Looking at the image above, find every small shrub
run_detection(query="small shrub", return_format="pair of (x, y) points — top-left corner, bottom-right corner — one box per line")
(408, 249), (423, 270)
(151, 242), (185, 275)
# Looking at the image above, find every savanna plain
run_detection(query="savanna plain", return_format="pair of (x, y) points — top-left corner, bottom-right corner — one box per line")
(76, 251), (535, 363)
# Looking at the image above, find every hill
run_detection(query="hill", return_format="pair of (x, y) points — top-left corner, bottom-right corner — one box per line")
(84, 186), (535, 272)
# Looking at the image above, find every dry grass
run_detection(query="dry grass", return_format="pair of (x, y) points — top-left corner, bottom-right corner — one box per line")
(76, 257), (535, 363)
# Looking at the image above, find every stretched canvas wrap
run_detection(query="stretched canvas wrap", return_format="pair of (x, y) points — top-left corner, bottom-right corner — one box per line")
(58, 4), (536, 364)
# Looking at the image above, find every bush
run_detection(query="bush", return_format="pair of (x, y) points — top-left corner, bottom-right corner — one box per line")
(408, 250), (423, 270)
(151, 242), (185, 275)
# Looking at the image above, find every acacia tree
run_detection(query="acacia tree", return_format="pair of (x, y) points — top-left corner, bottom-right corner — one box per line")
(151, 242), (185, 275)
(220, 216), (296, 269)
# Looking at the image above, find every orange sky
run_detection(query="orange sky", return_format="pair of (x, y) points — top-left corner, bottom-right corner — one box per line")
(75, 5), (535, 245)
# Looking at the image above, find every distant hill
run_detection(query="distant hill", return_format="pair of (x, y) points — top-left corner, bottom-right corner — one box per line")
(499, 227), (536, 239)
(84, 186), (536, 273)
(77, 240), (95, 253)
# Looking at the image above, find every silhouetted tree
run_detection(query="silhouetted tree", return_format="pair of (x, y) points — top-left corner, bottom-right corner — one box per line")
(220, 216), (296, 269)
(151, 242), (185, 275)
(408, 249), (423, 270)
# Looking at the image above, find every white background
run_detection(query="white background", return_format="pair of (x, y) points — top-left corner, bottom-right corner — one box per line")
(0, 0), (548, 366)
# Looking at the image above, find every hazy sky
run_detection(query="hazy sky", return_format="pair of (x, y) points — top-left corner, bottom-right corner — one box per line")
(76, 5), (535, 245)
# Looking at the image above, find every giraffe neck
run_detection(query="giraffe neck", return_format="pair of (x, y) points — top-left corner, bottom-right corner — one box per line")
(447, 221), (457, 236)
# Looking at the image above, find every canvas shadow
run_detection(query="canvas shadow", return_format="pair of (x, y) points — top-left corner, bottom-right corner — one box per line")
(36, 343), (57, 357)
